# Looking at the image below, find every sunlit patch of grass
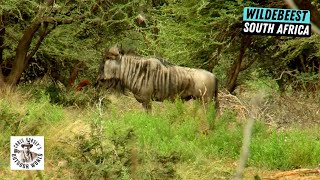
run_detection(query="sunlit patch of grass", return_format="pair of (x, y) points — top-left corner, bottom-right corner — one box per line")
(249, 125), (320, 169)
(176, 159), (235, 180)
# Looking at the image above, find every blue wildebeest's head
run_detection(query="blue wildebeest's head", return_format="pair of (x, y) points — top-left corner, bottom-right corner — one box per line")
(95, 46), (122, 89)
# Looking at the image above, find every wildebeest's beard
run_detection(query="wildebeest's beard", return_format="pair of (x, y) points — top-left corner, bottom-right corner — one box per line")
(104, 78), (119, 90)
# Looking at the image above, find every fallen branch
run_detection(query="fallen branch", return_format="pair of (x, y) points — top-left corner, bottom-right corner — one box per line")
(268, 168), (320, 179)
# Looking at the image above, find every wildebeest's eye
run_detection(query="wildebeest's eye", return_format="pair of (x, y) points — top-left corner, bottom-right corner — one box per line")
(105, 53), (119, 60)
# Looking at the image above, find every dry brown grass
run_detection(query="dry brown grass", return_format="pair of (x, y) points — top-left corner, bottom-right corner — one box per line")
(218, 89), (249, 120)
(259, 94), (320, 127)
(176, 159), (236, 180)
(218, 88), (320, 128)
(0, 86), (30, 115)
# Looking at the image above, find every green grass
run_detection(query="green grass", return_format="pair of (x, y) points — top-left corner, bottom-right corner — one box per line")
(249, 124), (320, 169)
(101, 101), (320, 171)
(1, 87), (320, 179)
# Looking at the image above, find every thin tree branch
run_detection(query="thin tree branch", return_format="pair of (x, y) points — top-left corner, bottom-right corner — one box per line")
(233, 117), (254, 180)
(0, 44), (8, 49)
(41, 14), (87, 25)
(25, 22), (49, 62)
(275, 70), (296, 81)
(25, 22), (58, 63)
(299, 54), (307, 73)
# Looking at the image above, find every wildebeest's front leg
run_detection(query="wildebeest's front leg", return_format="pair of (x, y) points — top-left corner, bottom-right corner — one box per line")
(142, 101), (152, 112)
(134, 94), (152, 112)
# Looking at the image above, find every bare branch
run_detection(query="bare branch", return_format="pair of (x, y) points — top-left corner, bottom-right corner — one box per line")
(41, 14), (87, 25)
(0, 44), (8, 50)
(233, 118), (254, 180)
(275, 70), (296, 81)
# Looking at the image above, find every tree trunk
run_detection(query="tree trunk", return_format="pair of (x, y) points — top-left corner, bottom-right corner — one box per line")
(227, 36), (252, 93)
(318, 64), (320, 91)
(0, 9), (88, 89)
(6, 21), (42, 86)
(0, 20), (5, 87)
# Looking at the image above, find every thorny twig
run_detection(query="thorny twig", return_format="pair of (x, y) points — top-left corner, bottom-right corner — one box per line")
(199, 84), (208, 115)
(97, 95), (106, 117)
(234, 94), (263, 180)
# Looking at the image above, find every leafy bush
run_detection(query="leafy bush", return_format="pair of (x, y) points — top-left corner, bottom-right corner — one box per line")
(64, 113), (181, 180)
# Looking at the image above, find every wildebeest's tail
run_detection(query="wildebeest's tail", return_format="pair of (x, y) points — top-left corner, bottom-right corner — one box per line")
(214, 77), (219, 111)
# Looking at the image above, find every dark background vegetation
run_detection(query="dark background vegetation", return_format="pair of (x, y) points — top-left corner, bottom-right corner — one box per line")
(0, 0), (319, 93)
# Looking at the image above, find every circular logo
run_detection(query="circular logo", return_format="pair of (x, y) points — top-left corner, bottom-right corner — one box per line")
(11, 136), (44, 170)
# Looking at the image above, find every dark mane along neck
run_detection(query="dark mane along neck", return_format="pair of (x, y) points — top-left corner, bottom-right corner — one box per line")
(120, 51), (174, 67)
(157, 58), (174, 67)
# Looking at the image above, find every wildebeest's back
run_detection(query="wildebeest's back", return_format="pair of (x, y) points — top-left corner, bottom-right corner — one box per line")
(153, 66), (195, 101)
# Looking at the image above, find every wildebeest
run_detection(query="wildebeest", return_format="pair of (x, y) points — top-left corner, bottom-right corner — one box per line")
(96, 46), (219, 111)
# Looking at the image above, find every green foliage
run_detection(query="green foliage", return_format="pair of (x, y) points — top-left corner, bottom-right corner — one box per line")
(44, 86), (102, 108)
(206, 101), (217, 130)
(20, 78), (109, 108)
(2, 0), (319, 92)
(99, 105), (320, 170)
(0, 90), (65, 171)
(0, 100), (20, 134)
(103, 105), (240, 160)
(66, 126), (136, 179)
(202, 110), (243, 158)
(64, 110), (181, 180)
